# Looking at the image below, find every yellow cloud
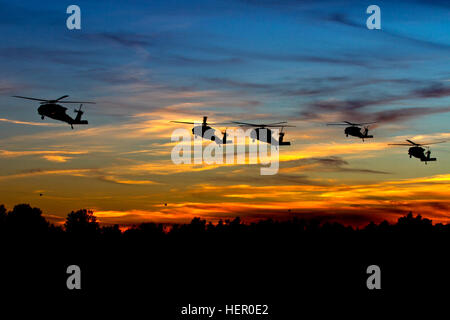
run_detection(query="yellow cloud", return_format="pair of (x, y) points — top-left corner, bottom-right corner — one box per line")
(41, 155), (72, 163)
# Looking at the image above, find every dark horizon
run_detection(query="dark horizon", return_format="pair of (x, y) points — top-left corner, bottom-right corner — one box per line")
(2, 202), (448, 233)
(3, 201), (450, 304)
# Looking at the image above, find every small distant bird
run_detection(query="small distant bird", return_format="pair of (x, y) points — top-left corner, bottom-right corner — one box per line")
(39, 193), (43, 197)
(164, 203), (167, 206)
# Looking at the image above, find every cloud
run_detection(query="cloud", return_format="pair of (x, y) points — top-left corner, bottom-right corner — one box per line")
(0, 166), (159, 186)
(202, 77), (327, 97)
(371, 106), (450, 124)
(325, 12), (450, 50)
(0, 80), (29, 94)
(414, 84), (450, 98)
(204, 46), (371, 67)
(0, 149), (87, 159)
(280, 157), (391, 174)
(82, 33), (154, 48)
(98, 176), (158, 185)
(0, 118), (63, 127)
(301, 83), (450, 122)
(161, 55), (244, 66)
(0, 168), (94, 181)
(41, 155), (73, 163)
(0, 47), (101, 67)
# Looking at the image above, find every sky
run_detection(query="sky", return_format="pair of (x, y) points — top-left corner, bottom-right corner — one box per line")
(0, 0), (449, 227)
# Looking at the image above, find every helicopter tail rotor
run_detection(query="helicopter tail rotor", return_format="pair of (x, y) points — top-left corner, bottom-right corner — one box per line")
(74, 104), (83, 114)
(221, 129), (229, 145)
(73, 104), (88, 125)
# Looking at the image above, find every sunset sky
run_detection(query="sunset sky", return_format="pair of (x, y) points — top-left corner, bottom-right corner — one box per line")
(0, 0), (449, 227)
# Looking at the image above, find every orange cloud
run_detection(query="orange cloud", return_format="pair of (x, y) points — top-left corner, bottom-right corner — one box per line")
(0, 118), (63, 126)
(59, 173), (450, 227)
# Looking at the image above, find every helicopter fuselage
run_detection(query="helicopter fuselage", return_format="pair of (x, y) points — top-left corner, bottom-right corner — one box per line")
(38, 103), (72, 123)
(408, 146), (436, 162)
(249, 128), (290, 146)
(345, 126), (373, 139)
(38, 103), (88, 127)
(251, 128), (273, 144)
(408, 146), (425, 159)
(192, 125), (213, 137)
(192, 125), (224, 143)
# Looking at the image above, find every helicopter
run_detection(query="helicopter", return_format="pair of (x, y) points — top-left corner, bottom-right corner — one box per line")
(388, 139), (447, 164)
(171, 116), (232, 144)
(231, 121), (294, 146)
(327, 121), (376, 141)
(12, 95), (95, 129)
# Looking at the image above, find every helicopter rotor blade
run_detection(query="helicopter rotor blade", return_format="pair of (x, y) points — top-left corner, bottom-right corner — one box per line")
(12, 95), (49, 102)
(406, 139), (419, 146)
(328, 121), (376, 126)
(209, 122), (235, 126)
(389, 140), (447, 147)
(262, 124), (295, 128)
(232, 121), (290, 127)
(59, 101), (95, 104)
(55, 95), (69, 101)
(232, 121), (261, 127)
(171, 121), (196, 124)
(419, 140), (447, 146)
(357, 121), (377, 126)
(262, 121), (289, 126)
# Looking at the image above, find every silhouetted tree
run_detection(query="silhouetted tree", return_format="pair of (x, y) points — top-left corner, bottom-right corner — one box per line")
(6, 204), (49, 235)
(0, 204), (6, 234)
(0, 204), (6, 224)
(100, 224), (122, 244)
(0, 202), (449, 248)
(124, 223), (165, 244)
(396, 212), (433, 232)
(65, 209), (99, 236)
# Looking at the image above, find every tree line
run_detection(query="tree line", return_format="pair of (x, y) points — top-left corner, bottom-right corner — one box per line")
(1, 203), (449, 241)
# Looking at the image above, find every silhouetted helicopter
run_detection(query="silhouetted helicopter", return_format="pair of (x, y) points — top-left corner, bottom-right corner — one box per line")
(171, 116), (232, 144)
(388, 139), (447, 164)
(12, 95), (95, 129)
(327, 121), (376, 141)
(231, 121), (294, 145)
